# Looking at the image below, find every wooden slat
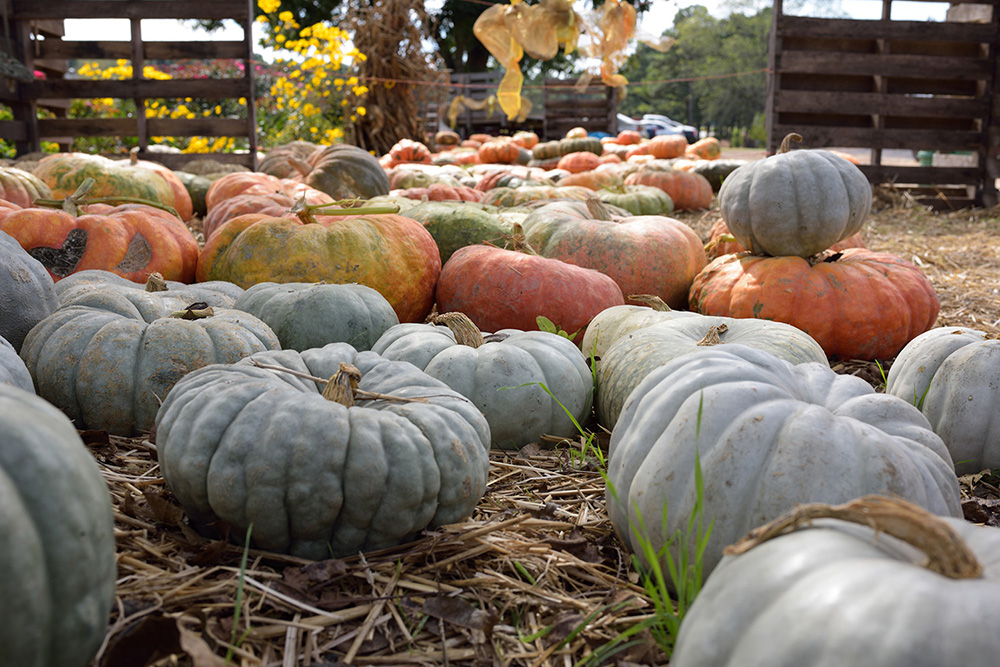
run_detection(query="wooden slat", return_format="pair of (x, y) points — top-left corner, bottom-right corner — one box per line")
(0, 120), (28, 141)
(773, 90), (988, 118)
(37, 40), (248, 61)
(778, 51), (991, 80)
(773, 124), (984, 151)
(23, 78), (252, 100)
(776, 15), (996, 43)
(859, 164), (984, 185)
(13, 0), (252, 21)
(38, 117), (253, 137)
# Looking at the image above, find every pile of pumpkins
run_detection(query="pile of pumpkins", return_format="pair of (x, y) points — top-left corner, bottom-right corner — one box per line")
(1, 127), (998, 667)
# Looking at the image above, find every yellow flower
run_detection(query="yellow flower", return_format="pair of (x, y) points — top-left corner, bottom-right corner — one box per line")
(310, 126), (318, 134)
(214, 105), (222, 114)
(257, 0), (281, 13)
(276, 34), (286, 43)
(238, 97), (247, 105)
(356, 106), (366, 116)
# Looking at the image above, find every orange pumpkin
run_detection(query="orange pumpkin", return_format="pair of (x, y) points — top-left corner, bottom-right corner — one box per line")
(648, 134), (689, 159)
(478, 138), (523, 164)
(557, 169), (623, 190)
(204, 172), (331, 212)
(469, 133), (493, 145)
(434, 130), (460, 147)
(624, 167), (714, 211)
(557, 151), (602, 174)
(202, 191), (335, 241)
(599, 154), (623, 164)
(705, 219), (867, 261)
(392, 183), (485, 202)
(615, 130), (642, 145)
(388, 139), (433, 164)
(512, 131), (540, 149)
(689, 248), (940, 360)
(0, 200), (199, 283)
(565, 127), (588, 139)
(684, 136), (722, 160)
(115, 154), (195, 221)
(625, 143), (650, 160)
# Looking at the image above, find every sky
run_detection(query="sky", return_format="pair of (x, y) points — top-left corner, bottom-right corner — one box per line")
(62, 0), (951, 61)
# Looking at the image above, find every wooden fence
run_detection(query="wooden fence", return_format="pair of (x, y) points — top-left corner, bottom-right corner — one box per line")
(766, 0), (1000, 208)
(1, 0), (258, 169)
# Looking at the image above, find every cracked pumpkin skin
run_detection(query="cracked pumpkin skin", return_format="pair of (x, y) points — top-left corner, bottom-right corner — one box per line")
(688, 247), (940, 360)
(197, 212), (441, 323)
(0, 202), (199, 283)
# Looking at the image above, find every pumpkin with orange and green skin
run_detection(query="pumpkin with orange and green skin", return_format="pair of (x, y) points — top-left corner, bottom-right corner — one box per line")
(624, 167), (713, 211)
(565, 127), (588, 139)
(279, 144), (391, 201)
(436, 242), (625, 337)
(688, 248), (940, 360)
(522, 199), (706, 309)
(477, 139), (522, 164)
(556, 151), (602, 174)
(197, 208), (441, 323)
(403, 201), (513, 264)
(705, 218), (866, 261)
(481, 185), (594, 207)
(558, 169), (624, 191)
(475, 170), (552, 192)
(596, 184), (674, 216)
(684, 136), (722, 160)
(33, 153), (177, 212)
(469, 133), (493, 145)
(202, 191), (335, 241)
(0, 200), (199, 283)
(204, 172), (328, 211)
(114, 155), (194, 221)
(647, 134), (688, 159)
(0, 166), (52, 208)
(389, 139), (433, 164)
(512, 131), (539, 149)
(392, 183), (485, 203)
(532, 140), (564, 160)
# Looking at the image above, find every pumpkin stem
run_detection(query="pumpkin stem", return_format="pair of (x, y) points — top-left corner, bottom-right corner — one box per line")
(248, 359), (435, 405)
(169, 302), (214, 319)
(497, 222), (540, 255)
(724, 495), (983, 580)
(145, 272), (169, 292)
(32, 176), (180, 218)
(287, 155), (313, 177)
(322, 362), (362, 407)
(777, 133), (803, 155)
(696, 323), (728, 346)
(289, 196), (400, 224)
(628, 294), (672, 311)
(585, 197), (614, 221)
(433, 312), (485, 348)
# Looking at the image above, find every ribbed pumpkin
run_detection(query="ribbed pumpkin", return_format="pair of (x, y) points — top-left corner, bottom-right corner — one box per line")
(481, 185), (593, 207)
(155, 344), (491, 558)
(115, 153), (194, 221)
(566, 127), (588, 139)
(614, 130), (642, 145)
(436, 240), (625, 337)
(277, 143), (391, 200)
(0, 382), (117, 667)
(596, 184), (674, 216)
(0, 191), (200, 284)
(403, 200), (513, 264)
(886, 326), (1000, 474)
(705, 218), (866, 261)
(579, 297), (700, 361)
(522, 199), (706, 309)
(392, 183), (485, 203)
(33, 152), (177, 212)
(233, 281), (399, 352)
(202, 191), (335, 241)
(434, 130), (461, 147)
(512, 131), (539, 149)
(258, 140), (320, 178)
(689, 248), (940, 360)
(718, 133), (872, 258)
(0, 334), (32, 392)
(477, 138), (522, 164)
(606, 344), (962, 585)
(371, 312), (593, 450)
(557, 169), (624, 190)
(204, 172), (330, 212)
(647, 134), (688, 159)
(0, 229), (60, 352)
(0, 165), (52, 207)
(197, 203), (441, 323)
(556, 151), (602, 174)
(624, 167), (713, 211)
(684, 136), (722, 160)
(21, 282), (279, 435)
(389, 138), (433, 164)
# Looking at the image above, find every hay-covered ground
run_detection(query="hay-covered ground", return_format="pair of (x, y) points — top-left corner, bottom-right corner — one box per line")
(89, 194), (1000, 667)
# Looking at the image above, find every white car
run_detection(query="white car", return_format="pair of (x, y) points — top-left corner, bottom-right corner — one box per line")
(616, 114), (698, 142)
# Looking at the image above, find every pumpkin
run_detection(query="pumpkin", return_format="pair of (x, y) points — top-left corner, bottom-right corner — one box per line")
(371, 312), (592, 449)
(436, 241), (625, 337)
(154, 344), (491, 558)
(522, 199), (707, 309)
(671, 496), (1000, 667)
(579, 296), (700, 361)
(470, 133), (493, 144)
(566, 127), (588, 139)
(685, 158), (747, 192)
(719, 133), (872, 258)
(392, 183), (485, 202)
(258, 140), (321, 178)
(233, 281), (399, 352)
(625, 143), (650, 159)
(885, 326), (1000, 474)
(556, 151), (602, 174)
(512, 130), (539, 149)
(559, 136), (604, 157)
(475, 169), (552, 191)
(0, 383), (116, 667)
(403, 200), (514, 264)
(389, 138), (433, 164)
(481, 185), (593, 207)
(0, 334), (32, 392)
(595, 315), (829, 428)
(33, 152), (177, 212)
(197, 204), (441, 323)
(202, 190), (335, 241)
(0, 229), (59, 351)
(434, 130), (461, 147)
(683, 136), (722, 160)
(275, 143), (391, 201)
(54, 269), (245, 307)
(204, 171), (330, 212)
(689, 248), (940, 360)
(0, 189), (200, 284)
(173, 170), (215, 217)
(532, 140), (564, 160)
(0, 165), (52, 207)
(596, 184), (674, 216)
(115, 153), (194, 221)
(557, 169), (624, 190)
(705, 218), (866, 261)
(606, 344), (963, 585)
(624, 167), (713, 211)
(478, 138), (522, 164)
(615, 130), (642, 145)
(647, 134), (688, 159)
(21, 283), (278, 435)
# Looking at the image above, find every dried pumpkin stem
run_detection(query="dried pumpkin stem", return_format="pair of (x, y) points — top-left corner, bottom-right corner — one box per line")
(777, 133), (803, 154)
(724, 494), (983, 579)
(584, 197), (614, 221)
(322, 362), (363, 407)
(248, 360), (431, 405)
(168, 302), (214, 320)
(493, 221), (540, 255)
(145, 272), (169, 292)
(696, 323), (728, 346)
(289, 196), (400, 223)
(627, 294), (672, 311)
(433, 312), (485, 348)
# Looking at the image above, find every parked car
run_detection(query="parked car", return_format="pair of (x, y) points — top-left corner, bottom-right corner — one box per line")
(616, 113), (699, 143)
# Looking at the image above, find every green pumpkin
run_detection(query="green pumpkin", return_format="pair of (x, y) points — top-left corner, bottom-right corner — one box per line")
(596, 184), (675, 216)
(21, 283), (280, 435)
(233, 281), (399, 352)
(0, 165), (52, 207)
(672, 496), (1000, 667)
(370, 312), (593, 450)
(404, 201), (514, 263)
(606, 344), (962, 586)
(0, 229), (60, 352)
(0, 383), (116, 667)
(287, 143), (390, 200)
(54, 268), (245, 307)
(558, 136), (604, 156)
(174, 170), (215, 217)
(595, 314), (830, 428)
(689, 158), (748, 192)
(33, 152), (177, 211)
(155, 343), (491, 558)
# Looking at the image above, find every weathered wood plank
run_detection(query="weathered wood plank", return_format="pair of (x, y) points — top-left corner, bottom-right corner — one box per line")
(776, 15), (996, 43)
(772, 124), (984, 151)
(859, 165), (984, 185)
(778, 51), (990, 80)
(773, 90), (988, 118)
(12, 0), (252, 21)
(37, 40), (248, 61)
(23, 78), (252, 100)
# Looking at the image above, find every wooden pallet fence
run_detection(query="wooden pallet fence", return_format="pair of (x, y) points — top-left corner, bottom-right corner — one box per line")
(766, 0), (1000, 208)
